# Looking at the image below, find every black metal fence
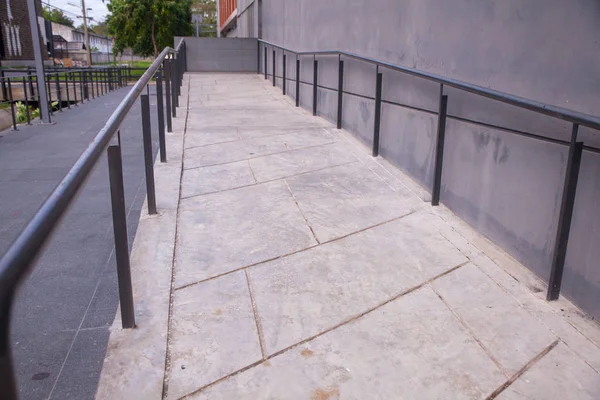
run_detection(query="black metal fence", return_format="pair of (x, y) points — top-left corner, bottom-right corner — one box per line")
(258, 39), (600, 304)
(0, 40), (187, 398)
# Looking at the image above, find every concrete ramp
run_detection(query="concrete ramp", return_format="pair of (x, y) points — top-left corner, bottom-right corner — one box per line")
(96, 73), (600, 400)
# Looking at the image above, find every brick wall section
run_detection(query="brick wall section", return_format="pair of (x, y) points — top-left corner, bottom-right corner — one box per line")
(0, 0), (48, 63)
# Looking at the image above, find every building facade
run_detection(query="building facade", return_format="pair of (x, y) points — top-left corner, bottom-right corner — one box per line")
(215, 0), (600, 321)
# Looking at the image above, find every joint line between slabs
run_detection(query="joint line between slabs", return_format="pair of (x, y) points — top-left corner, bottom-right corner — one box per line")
(284, 179), (320, 244)
(245, 269), (267, 359)
(179, 259), (470, 399)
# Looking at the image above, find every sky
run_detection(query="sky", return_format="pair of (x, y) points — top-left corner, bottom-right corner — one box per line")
(45, 0), (110, 24)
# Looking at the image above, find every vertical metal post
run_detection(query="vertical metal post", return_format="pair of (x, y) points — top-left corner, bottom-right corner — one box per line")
(72, 73), (78, 105)
(79, 71), (84, 101)
(296, 58), (300, 107)
(264, 48), (268, 80)
(282, 54), (287, 95)
(7, 80), (17, 130)
(165, 61), (173, 133)
(0, 292), (17, 399)
(22, 77), (31, 124)
(257, 42), (261, 74)
(313, 59), (318, 116)
(107, 144), (136, 329)
(65, 73), (71, 109)
(0, 70), (6, 101)
(96, 70), (100, 96)
(272, 50), (276, 87)
(27, 70), (34, 98)
(141, 94), (157, 215)
(547, 124), (584, 300)
(55, 73), (62, 112)
(84, 71), (89, 100)
(27, 0), (51, 123)
(432, 85), (448, 206)
(47, 75), (53, 115)
(90, 71), (95, 99)
(156, 69), (167, 162)
(372, 70), (383, 157)
(171, 59), (177, 118)
(337, 59), (344, 129)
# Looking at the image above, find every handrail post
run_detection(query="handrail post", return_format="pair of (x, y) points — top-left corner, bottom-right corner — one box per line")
(55, 73), (62, 111)
(47, 75), (53, 115)
(257, 42), (261, 74)
(90, 71), (95, 99)
(107, 143), (136, 329)
(79, 71), (84, 101)
(0, 69), (7, 101)
(170, 58), (177, 118)
(273, 49), (276, 87)
(282, 54), (286, 95)
(313, 59), (318, 116)
(432, 85), (448, 206)
(141, 94), (157, 215)
(337, 59), (344, 129)
(65, 72), (71, 108)
(264, 48), (268, 80)
(72, 72), (78, 105)
(547, 124), (584, 300)
(156, 68), (167, 162)
(372, 70), (383, 156)
(0, 292), (18, 399)
(165, 60), (173, 132)
(295, 58), (300, 107)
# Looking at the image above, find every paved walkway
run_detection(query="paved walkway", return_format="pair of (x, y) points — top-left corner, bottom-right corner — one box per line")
(0, 86), (161, 399)
(97, 73), (600, 400)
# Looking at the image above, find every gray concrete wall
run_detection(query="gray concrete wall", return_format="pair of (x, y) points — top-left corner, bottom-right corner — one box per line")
(253, 0), (600, 319)
(182, 37), (258, 72)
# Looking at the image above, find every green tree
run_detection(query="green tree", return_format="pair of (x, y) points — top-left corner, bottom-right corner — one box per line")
(43, 7), (75, 27)
(90, 21), (110, 37)
(106, 0), (193, 58)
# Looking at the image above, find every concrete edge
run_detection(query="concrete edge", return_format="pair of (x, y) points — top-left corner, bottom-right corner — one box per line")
(95, 76), (189, 400)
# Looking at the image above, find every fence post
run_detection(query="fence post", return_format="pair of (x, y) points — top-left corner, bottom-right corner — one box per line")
(264, 48), (268, 80)
(283, 54), (287, 95)
(107, 144), (136, 329)
(22, 77), (31, 124)
(79, 71), (84, 101)
(90, 71), (95, 99)
(432, 84), (448, 206)
(313, 59), (318, 116)
(0, 292), (18, 398)
(156, 68), (167, 163)
(165, 61), (173, 132)
(273, 50), (276, 87)
(65, 72), (71, 108)
(257, 42), (261, 74)
(72, 73), (78, 105)
(7, 80), (16, 130)
(337, 59), (344, 129)
(47, 75), (53, 115)
(55, 73), (62, 111)
(372, 71), (383, 156)
(141, 94), (157, 215)
(547, 124), (584, 301)
(296, 58), (300, 107)
(0, 70), (7, 101)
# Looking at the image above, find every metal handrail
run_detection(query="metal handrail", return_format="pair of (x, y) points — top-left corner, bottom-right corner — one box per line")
(0, 41), (186, 398)
(258, 38), (597, 305)
(259, 39), (600, 131)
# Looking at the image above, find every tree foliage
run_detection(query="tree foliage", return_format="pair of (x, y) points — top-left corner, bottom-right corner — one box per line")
(43, 7), (75, 27)
(106, 0), (193, 58)
(191, 0), (216, 37)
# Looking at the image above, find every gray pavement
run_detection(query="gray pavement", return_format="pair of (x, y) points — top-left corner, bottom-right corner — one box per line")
(0, 84), (162, 399)
(97, 74), (600, 400)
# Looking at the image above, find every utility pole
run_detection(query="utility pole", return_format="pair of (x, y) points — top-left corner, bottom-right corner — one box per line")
(81, 0), (92, 66)
(26, 0), (51, 123)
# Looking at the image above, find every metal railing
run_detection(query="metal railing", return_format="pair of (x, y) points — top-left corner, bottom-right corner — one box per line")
(0, 66), (130, 130)
(258, 39), (600, 303)
(0, 40), (187, 398)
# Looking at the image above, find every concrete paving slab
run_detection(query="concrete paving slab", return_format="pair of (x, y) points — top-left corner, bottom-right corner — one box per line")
(496, 342), (600, 400)
(432, 263), (557, 375)
(188, 287), (505, 400)
(182, 160), (256, 198)
(249, 210), (468, 354)
(249, 142), (357, 182)
(286, 162), (415, 242)
(175, 181), (317, 288)
(166, 271), (263, 399)
(184, 127), (241, 149)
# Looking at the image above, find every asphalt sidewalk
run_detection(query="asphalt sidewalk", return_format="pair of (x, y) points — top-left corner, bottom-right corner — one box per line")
(0, 84), (161, 399)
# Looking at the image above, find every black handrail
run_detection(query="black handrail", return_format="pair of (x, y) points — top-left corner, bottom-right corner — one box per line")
(0, 40), (186, 398)
(258, 39), (597, 305)
(259, 39), (600, 131)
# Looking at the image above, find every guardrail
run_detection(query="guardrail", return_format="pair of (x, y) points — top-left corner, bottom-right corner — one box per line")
(257, 39), (600, 303)
(0, 40), (186, 398)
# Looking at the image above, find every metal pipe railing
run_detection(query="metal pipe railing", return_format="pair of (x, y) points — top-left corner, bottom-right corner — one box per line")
(258, 39), (599, 304)
(0, 40), (187, 398)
